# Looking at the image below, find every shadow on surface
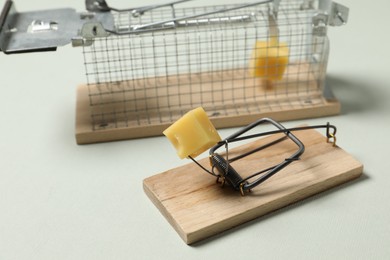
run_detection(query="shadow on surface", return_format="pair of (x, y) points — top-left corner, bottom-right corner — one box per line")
(326, 75), (384, 115)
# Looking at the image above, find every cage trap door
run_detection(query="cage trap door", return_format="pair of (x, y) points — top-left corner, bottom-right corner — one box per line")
(143, 128), (363, 244)
(76, 0), (342, 144)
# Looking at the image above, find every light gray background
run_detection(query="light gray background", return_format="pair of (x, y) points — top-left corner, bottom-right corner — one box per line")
(1, 0), (389, 259)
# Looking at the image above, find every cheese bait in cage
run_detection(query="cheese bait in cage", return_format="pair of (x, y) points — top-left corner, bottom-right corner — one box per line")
(249, 39), (289, 81)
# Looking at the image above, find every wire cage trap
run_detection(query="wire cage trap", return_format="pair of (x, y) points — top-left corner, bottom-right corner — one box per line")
(75, 0), (349, 144)
(0, 0), (348, 144)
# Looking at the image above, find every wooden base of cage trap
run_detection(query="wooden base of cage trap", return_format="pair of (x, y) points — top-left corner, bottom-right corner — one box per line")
(143, 128), (363, 244)
(75, 66), (340, 144)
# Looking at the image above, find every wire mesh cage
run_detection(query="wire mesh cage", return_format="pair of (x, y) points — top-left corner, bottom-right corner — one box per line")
(76, 0), (347, 144)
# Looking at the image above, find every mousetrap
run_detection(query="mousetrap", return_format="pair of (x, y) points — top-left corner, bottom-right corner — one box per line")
(144, 125), (363, 244)
(0, 0), (349, 144)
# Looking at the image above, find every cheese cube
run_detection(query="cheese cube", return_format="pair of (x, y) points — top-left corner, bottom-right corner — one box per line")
(249, 40), (289, 80)
(163, 107), (221, 159)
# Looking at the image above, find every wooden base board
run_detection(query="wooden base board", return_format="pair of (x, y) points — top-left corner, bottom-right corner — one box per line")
(143, 128), (363, 244)
(76, 64), (340, 144)
(75, 86), (340, 144)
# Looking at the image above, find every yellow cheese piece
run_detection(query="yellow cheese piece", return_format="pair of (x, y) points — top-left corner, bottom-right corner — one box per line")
(163, 107), (222, 159)
(249, 40), (289, 80)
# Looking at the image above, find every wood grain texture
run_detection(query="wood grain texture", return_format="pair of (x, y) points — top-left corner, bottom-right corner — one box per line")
(143, 128), (363, 244)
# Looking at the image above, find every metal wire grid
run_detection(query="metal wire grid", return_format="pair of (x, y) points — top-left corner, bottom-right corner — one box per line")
(82, 1), (328, 130)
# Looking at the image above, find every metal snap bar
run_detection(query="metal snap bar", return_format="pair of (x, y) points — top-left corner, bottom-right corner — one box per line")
(190, 118), (338, 195)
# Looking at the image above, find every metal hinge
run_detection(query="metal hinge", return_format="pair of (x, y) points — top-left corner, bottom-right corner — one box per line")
(0, 0), (114, 54)
(311, 0), (349, 36)
(328, 1), (349, 26)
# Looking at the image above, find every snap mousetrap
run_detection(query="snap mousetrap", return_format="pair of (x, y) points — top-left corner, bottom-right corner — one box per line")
(1, 0), (349, 144)
(144, 113), (363, 244)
